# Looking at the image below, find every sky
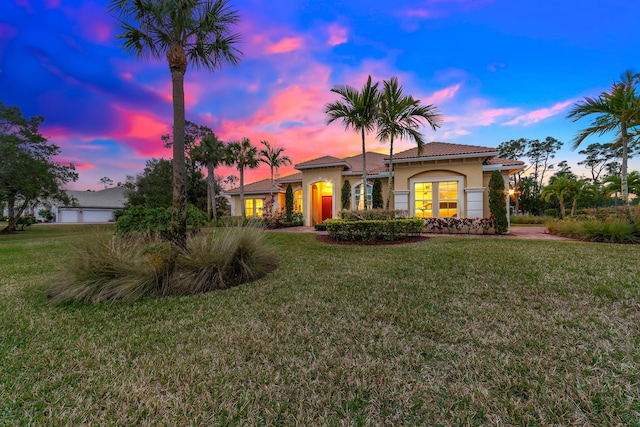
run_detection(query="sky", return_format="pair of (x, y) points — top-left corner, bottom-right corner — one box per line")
(2, 0), (639, 190)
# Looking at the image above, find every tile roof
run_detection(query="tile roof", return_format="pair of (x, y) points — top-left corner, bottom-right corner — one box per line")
(484, 157), (525, 166)
(342, 152), (388, 174)
(227, 178), (281, 195)
(391, 142), (498, 160)
(276, 172), (303, 182)
(295, 156), (348, 169)
(64, 187), (127, 208)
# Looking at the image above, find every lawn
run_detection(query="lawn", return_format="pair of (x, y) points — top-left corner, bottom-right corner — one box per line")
(1, 224), (639, 425)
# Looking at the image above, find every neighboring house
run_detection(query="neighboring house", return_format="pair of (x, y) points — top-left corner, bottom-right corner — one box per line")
(227, 142), (525, 226)
(54, 186), (127, 223)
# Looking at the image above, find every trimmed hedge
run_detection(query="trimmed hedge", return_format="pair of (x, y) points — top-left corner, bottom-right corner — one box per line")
(324, 218), (424, 242)
(423, 217), (495, 234)
(339, 209), (409, 221)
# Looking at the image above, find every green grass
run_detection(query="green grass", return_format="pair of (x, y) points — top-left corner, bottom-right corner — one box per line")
(2, 224), (640, 425)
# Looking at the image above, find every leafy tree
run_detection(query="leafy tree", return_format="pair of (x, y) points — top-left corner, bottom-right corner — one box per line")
(372, 178), (383, 209)
(226, 137), (260, 219)
(488, 170), (508, 234)
(109, 0), (241, 248)
(341, 179), (351, 210)
(578, 142), (622, 183)
(376, 76), (442, 210)
(285, 183), (293, 222)
(191, 133), (227, 221)
(124, 158), (210, 211)
(567, 70), (640, 216)
(99, 176), (114, 189)
(0, 102), (78, 233)
(518, 176), (543, 215)
(325, 75), (380, 210)
(527, 137), (563, 193)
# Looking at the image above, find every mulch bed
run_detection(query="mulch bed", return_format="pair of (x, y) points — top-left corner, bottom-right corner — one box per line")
(316, 234), (428, 246)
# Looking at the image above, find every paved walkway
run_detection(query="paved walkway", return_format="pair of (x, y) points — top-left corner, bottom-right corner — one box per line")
(266, 225), (576, 241)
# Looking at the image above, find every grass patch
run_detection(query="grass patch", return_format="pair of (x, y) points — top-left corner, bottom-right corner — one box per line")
(1, 226), (640, 424)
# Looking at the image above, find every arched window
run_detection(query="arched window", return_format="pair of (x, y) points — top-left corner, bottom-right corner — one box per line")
(354, 182), (373, 210)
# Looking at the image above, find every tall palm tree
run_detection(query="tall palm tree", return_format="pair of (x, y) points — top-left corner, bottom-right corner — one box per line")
(109, 0), (241, 248)
(191, 133), (226, 221)
(377, 77), (442, 210)
(259, 140), (292, 190)
(325, 75), (380, 210)
(227, 137), (260, 219)
(567, 70), (640, 217)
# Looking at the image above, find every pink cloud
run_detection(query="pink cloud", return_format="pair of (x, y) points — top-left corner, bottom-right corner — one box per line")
(327, 24), (348, 46)
(267, 37), (304, 54)
(504, 100), (574, 126)
(424, 83), (462, 105)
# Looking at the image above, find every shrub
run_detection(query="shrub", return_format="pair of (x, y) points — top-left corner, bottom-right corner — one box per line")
(115, 205), (207, 238)
(489, 170), (508, 234)
(339, 209), (408, 221)
(372, 178), (383, 209)
(510, 214), (553, 225)
(341, 180), (351, 210)
(324, 218), (423, 242)
(285, 184), (293, 222)
(216, 216), (265, 228)
(16, 215), (37, 230)
(544, 208), (559, 218)
(314, 223), (327, 231)
(546, 218), (639, 243)
(423, 217), (495, 234)
(48, 226), (278, 303)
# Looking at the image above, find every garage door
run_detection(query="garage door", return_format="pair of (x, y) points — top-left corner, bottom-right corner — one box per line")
(83, 210), (113, 223)
(59, 210), (79, 223)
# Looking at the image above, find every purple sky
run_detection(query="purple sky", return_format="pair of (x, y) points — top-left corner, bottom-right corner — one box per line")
(2, 0), (639, 190)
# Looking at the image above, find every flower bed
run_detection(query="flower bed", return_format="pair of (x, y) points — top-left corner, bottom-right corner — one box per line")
(423, 217), (495, 234)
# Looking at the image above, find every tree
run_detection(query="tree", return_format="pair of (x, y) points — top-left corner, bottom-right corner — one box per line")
(99, 176), (114, 189)
(541, 176), (574, 218)
(109, 0), (241, 248)
(372, 178), (383, 209)
(325, 75), (380, 210)
(259, 140), (291, 190)
(567, 70), (640, 216)
(526, 137), (563, 193)
(341, 179), (351, 210)
(0, 102), (78, 233)
(285, 183), (293, 222)
(376, 77), (442, 210)
(488, 170), (508, 234)
(191, 133), (227, 221)
(226, 137), (260, 219)
(124, 158), (209, 210)
(578, 142), (621, 183)
(605, 171), (640, 197)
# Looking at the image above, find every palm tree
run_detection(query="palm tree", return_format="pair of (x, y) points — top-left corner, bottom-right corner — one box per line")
(605, 171), (640, 198)
(377, 77), (442, 210)
(567, 70), (640, 217)
(227, 137), (260, 219)
(259, 140), (292, 189)
(325, 75), (380, 210)
(541, 176), (574, 218)
(191, 133), (226, 222)
(109, 0), (241, 248)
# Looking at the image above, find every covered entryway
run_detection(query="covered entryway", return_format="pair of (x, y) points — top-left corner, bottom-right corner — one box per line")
(309, 181), (333, 225)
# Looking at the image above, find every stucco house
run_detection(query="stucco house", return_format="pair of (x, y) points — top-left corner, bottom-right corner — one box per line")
(54, 186), (127, 223)
(227, 142), (525, 226)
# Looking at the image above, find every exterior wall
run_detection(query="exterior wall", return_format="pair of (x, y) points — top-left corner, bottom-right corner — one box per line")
(346, 176), (390, 210)
(393, 158), (486, 217)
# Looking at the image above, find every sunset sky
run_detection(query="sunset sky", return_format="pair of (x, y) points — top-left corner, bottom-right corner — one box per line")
(2, 0), (639, 190)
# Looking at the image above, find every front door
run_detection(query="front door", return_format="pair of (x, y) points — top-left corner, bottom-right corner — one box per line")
(321, 196), (332, 222)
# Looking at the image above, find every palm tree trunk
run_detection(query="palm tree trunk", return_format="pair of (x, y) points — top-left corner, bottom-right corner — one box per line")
(239, 166), (245, 219)
(361, 127), (367, 210)
(621, 125), (631, 219)
(385, 136), (394, 210)
(169, 45), (188, 249)
(559, 198), (566, 218)
(207, 163), (216, 222)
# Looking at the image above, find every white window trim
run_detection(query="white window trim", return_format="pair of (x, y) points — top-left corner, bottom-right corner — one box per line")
(410, 176), (465, 218)
(352, 180), (373, 210)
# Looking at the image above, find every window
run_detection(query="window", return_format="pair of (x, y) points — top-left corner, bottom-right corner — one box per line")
(245, 198), (264, 218)
(414, 180), (458, 218)
(294, 189), (303, 213)
(354, 183), (372, 210)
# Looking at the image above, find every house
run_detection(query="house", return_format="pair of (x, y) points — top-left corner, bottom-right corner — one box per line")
(54, 186), (127, 223)
(226, 142), (525, 226)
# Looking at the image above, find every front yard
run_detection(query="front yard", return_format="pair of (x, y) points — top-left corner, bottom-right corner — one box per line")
(1, 224), (639, 425)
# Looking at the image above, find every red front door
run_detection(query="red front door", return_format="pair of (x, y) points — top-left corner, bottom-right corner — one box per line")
(321, 196), (332, 221)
